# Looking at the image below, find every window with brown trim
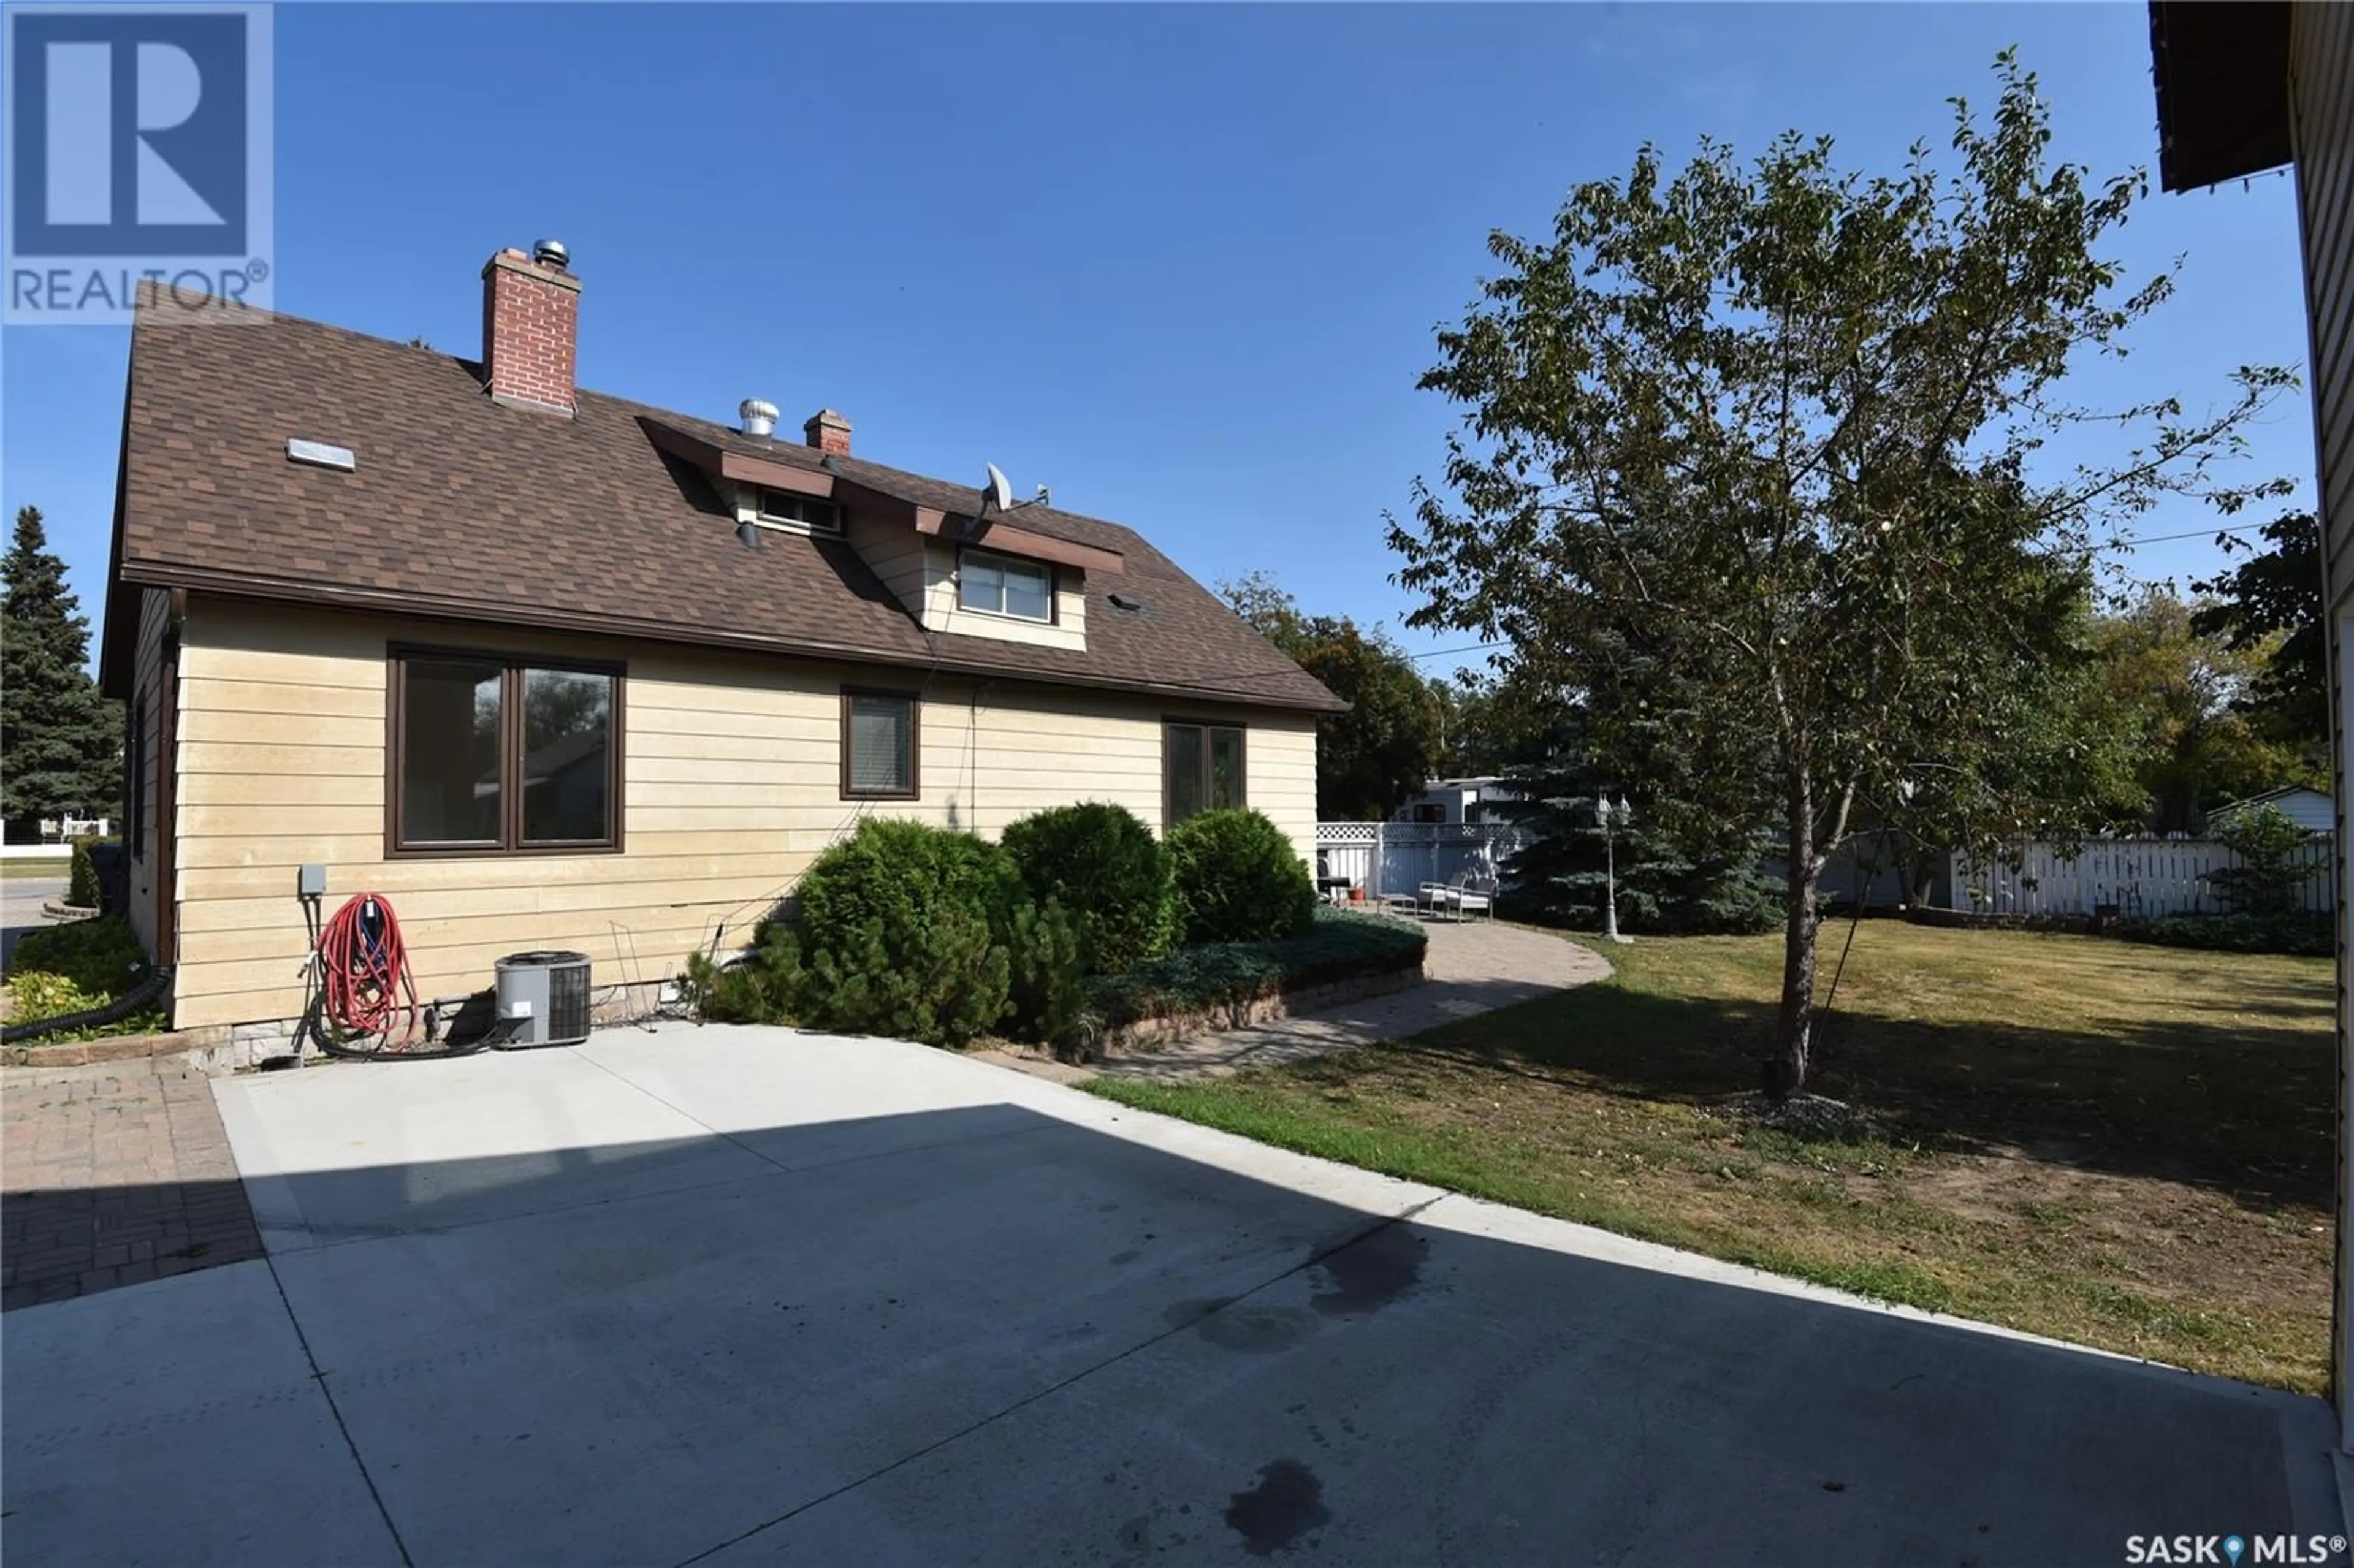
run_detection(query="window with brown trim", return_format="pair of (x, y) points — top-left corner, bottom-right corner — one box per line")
(1164, 720), (1244, 826)
(389, 649), (622, 855)
(842, 688), (919, 799)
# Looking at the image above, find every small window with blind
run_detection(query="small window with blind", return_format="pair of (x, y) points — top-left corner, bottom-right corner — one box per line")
(842, 688), (919, 799)
(1164, 720), (1245, 827)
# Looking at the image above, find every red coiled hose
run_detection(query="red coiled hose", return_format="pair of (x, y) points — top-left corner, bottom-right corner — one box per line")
(316, 892), (418, 1049)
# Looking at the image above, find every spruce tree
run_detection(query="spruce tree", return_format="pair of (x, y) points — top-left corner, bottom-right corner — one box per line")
(2, 506), (122, 831)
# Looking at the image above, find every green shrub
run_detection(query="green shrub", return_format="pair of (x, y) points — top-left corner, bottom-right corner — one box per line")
(1165, 809), (1317, 945)
(1000, 802), (1172, 973)
(1006, 898), (1089, 1048)
(10, 914), (149, 994)
(2205, 804), (2317, 914)
(683, 820), (1018, 1047)
(683, 923), (804, 1024)
(790, 819), (1019, 1045)
(1087, 907), (1427, 1035)
(5, 915), (164, 1037)
(2117, 913), (2333, 958)
(66, 835), (115, 910)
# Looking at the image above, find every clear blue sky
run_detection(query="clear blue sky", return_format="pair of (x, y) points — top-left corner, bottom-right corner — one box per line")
(0, 3), (2317, 679)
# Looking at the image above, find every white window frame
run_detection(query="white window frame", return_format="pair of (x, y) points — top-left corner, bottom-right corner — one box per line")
(957, 547), (1055, 623)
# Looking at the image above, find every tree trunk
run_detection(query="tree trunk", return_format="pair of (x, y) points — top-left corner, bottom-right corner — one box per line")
(1767, 777), (1819, 1100)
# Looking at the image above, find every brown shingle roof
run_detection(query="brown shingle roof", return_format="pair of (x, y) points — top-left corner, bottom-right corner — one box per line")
(105, 304), (1342, 713)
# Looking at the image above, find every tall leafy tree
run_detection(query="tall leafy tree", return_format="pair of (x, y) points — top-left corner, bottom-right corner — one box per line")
(2192, 510), (2326, 761)
(1390, 56), (2293, 1095)
(1222, 572), (1444, 820)
(2094, 586), (2313, 831)
(2, 506), (121, 830)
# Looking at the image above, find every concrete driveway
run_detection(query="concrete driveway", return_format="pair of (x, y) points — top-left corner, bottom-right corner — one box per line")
(4, 1024), (2339, 1566)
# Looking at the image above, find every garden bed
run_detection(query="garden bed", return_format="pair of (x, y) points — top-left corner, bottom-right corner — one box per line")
(3, 916), (169, 1047)
(1075, 907), (1428, 1059)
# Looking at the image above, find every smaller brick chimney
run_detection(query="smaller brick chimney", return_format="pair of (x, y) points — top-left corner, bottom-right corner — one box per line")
(481, 242), (582, 416)
(804, 408), (851, 455)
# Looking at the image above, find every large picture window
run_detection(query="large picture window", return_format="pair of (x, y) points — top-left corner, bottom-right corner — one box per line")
(390, 650), (620, 854)
(957, 549), (1054, 623)
(1165, 720), (1244, 826)
(842, 688), (919, 799)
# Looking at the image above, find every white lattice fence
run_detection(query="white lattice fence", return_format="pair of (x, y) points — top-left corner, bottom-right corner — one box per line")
(1949, 835), (2334, 918)
(1314, 822), (1533, 900)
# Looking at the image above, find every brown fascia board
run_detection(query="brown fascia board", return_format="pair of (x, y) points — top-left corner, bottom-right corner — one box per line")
(914, 509), (1127, 576)
(126, 565), (1347, 714)
(2148, 0), (2291, 191)
(97, 360), (139, 700)
(639, 420), (1121, 573)
(641, 419), (836, 498)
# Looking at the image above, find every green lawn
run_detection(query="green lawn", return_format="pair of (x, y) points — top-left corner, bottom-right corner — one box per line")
(0, 857), (70, 880)
(1090, 921), (2334, 1392)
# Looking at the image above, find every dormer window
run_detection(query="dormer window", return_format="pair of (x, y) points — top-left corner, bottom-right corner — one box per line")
(754, 488), (841, 536)
(958, 548), (1053, 622)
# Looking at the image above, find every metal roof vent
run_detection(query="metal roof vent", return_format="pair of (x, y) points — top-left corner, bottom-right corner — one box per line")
(1108, 592), (1145, 612)
(530, 238), (569, 270)
(739, 398), (779, 440)
(286, 438), (356, 473)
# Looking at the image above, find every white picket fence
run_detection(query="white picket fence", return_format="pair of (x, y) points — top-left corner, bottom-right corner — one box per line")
(1946, 835), (2336, 918)
(1315, 821), (1533, 900)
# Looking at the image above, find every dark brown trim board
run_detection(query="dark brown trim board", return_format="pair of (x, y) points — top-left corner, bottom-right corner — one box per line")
(385, 643), (627, 858)
(155, 590), (184, 971)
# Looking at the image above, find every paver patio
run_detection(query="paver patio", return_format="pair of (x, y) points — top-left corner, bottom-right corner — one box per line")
(1, 1064), (263, 1309)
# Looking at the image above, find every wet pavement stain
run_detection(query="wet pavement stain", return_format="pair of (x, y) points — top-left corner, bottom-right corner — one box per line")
(1164, 1296), (1313, 1352)
(1225, 1459), (1331, 1556)
(1310, 1225), (1428, 1316)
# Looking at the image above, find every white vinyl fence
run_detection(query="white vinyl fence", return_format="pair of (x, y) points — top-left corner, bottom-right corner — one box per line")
(1315, 821), (1533, 900)
(1946, 835), (2335, 918)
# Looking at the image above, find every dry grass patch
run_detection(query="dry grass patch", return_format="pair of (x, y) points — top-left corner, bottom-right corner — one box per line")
(1091, 921), (2332, 1391)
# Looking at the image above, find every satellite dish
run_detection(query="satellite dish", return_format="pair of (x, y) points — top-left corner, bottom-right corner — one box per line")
(983, 463), (1014, 516)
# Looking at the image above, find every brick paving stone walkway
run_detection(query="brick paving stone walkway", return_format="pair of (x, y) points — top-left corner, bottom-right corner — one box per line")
(2, 1065), (262, 1309)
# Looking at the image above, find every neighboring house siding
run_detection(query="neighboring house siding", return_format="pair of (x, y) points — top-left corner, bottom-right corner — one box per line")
(2302, 4), (2354, 604)
(123, 587), (173, 959)
(165, 597), (1317, 1030)
(2288, 0), (2354, 1439)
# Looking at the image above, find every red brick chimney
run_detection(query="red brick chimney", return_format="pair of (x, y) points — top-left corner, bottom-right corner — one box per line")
(804, 408), (851, 455)
(481, 242), (581, 416)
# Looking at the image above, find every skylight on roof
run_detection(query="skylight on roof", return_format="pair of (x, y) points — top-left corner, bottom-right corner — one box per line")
(286, 438), (356, 472)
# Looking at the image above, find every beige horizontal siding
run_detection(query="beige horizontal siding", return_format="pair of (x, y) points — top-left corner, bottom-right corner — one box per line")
(169, 598), (1319, 1030)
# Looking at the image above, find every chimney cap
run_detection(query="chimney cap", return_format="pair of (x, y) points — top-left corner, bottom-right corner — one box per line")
(739, 398), (779, 438)
(531, 238), (570, 270)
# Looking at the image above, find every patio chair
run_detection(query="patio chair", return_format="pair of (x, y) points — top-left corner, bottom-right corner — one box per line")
(1425, 871), (1498, 922)
(1450, 871), (1498, 921)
